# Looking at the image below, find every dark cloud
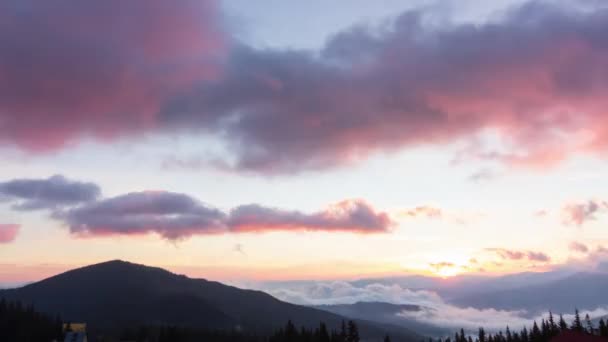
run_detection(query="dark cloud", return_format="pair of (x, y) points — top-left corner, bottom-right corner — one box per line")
(487, 248), (551, 262)
(0, 1), (607, 173)
(0, 224), (19, 243)
(58, 191), (227, 240)
(0, 0), (224, 151)
(227, 200), (391, 233)
(0, 175), (100, 210)
(562, 200), (608, 226)
(54, 191), (391, 240)
(168, 1), (608, 173)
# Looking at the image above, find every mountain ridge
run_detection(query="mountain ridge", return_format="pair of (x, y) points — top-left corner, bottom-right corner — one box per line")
(0, 260), (421, 342)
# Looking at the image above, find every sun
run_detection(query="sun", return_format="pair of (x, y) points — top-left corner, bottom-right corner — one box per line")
(426, 254), (471, 278)
(434, 266), (461, 278)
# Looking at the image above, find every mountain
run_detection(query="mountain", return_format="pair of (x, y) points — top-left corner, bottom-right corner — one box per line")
(350, 270), (576, 301)
(313, 302), (449, 337)
(0, 260), (421, 341)
(450, 272), (608, 313)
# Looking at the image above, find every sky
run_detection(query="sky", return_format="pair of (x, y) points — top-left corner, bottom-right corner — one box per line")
(1, 0), (608, 285)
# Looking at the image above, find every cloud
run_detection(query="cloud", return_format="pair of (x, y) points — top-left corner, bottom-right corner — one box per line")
(397, 205), (482, 226)
(399, 304), (608, 332)
(561, 200), (608, 226)
(52, 189), (391, 240)
(486, 248), (551, 262)
(401, 206), (443, 219)
(0, 175), (100, 210)
(468, 169), (497, 183)
(57, 191), (227, 240)
(1, 1), (608, 174)
(569, 241), (589, 253)
(560, 244), (608, 271)
(257, 278), (608, 333)
(262, 280), (442, 307)
(0, 0), (224, 151)
(167, 1), (608, 173)
(0, 224), (19, 243)
(228, 200), (392, 233)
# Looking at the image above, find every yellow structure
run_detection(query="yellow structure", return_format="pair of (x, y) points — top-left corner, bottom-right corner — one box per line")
(63, 322), (87, 333)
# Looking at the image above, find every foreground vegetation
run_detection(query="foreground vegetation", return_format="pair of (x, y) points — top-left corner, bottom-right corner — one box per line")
(0, 298), (382, 342)
(0, 298), (63, 341)
(440, 309), (608, 342)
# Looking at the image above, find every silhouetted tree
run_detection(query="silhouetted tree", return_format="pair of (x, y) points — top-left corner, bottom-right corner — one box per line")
(346, 320), (359, 342)
(558, 314), (568, 331)
(599, 318), (608, 338)
(479, 327), (487, 342)
(521, 326), (529, 342)
(572, 309), (584, 333)
(0, 299), (63, 342)
(585, 313), (594, 334)
(548, 311), (557, 335)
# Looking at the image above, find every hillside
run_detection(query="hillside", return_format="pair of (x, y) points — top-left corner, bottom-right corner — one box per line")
(0, 260), (421, 341)
(314, 302), (448, 337)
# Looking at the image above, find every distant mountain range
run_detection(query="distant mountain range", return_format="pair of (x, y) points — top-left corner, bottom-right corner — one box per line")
(347, 270), (608, 314)
(0, 260), (421, 342)
(449, 272), (608, 313)
(313, 302), (449, 337)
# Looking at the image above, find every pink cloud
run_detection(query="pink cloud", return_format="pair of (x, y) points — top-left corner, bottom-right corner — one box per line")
(227, 199), (392, 233)
(569, 241), (590, 253)
(54, 188), (391, 240)
(486, 248), (551, 262)
(562, 200), (608, 226)
(0, 0), (225, 151)
(0, 224), (19, 243)
(2, 2), (608, 174)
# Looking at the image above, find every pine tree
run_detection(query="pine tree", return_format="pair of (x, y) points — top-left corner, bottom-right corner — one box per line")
(521, 326), (529, 342)
(347, 320), (359, 342)
(546, 311), (557, 337)
(340, 320), (347, 342)
(531, 321), (541, 341)
(585, 313), (594, 334)
(319, 322), (330, 342)
(479, 327), (486, 342)
(572, 309), (584, 333)
(541, 318), (549, 340)
(598, 319), (608, 338)
(285, 320), (298, 342)
(558, 314), (568, 331)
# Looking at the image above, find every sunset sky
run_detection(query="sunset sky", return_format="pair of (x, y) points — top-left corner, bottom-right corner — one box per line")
(1, 0), (608, 285)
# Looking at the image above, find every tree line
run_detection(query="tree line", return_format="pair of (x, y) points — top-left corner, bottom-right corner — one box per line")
(120, 320), (377, 342)
(0, 298), (63, 341)
(436, 309), (608, 342)
(0, 300), (384, 342)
